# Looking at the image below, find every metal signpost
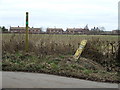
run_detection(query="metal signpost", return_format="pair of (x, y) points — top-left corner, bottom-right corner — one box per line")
(25, 12), (29, 52)
(73, 40), (87, 60)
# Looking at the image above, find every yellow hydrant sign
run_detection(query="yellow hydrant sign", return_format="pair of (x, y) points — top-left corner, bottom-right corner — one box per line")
(73, 40), (87, 60)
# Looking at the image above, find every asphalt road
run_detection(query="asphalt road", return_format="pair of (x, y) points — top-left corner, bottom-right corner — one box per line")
(2, 71), (119, 88)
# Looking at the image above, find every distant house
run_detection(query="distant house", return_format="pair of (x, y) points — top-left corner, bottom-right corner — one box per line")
(112, 30), (120, 35)
(66, 28), (89, 34)
(10, 26), (25, 33)
(91, 27), (100, 31)
(29, 27), (42, 34)
(10, 26), (42, 34)
(46, 28), (64, 34)
(90, 27), (102, 35)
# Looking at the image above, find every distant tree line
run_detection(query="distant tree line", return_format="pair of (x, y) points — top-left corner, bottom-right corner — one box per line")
(0, 26), (8, 33)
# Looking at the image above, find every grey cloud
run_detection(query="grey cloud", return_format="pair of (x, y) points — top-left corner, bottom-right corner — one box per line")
(0, 0), (119, 30)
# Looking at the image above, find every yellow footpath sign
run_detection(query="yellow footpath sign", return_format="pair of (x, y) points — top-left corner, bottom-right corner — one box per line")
(73, 40), (87, 60)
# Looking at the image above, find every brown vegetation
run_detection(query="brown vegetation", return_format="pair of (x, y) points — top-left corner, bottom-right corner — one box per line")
(2, 34), (120, 83)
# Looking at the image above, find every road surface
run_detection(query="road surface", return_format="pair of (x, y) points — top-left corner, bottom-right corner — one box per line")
(2, 71), (119, 88)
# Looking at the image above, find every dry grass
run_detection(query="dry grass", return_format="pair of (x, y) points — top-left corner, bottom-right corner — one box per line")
(2, 33), (120, 83)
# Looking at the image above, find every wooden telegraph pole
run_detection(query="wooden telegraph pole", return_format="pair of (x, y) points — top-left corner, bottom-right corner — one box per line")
(25, 12), (29, 52)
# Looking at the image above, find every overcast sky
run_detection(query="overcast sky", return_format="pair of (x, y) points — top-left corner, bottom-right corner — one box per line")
(0, 0), (119, 31)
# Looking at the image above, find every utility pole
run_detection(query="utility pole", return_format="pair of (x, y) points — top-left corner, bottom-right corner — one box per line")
(25, 12), (29, 52)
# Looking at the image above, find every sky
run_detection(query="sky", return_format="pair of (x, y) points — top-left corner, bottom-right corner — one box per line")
(0, 0), (119, 31)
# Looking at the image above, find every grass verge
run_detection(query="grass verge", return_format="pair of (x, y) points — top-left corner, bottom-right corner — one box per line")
(2, 51), (120, 83)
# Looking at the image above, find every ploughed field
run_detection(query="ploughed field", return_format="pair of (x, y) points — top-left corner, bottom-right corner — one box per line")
(2, 34), (120, 83)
